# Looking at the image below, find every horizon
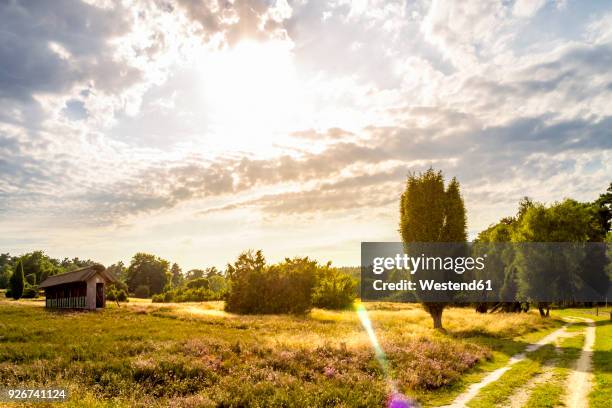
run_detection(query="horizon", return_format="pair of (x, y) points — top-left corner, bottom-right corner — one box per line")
(2, 0), (612, 271)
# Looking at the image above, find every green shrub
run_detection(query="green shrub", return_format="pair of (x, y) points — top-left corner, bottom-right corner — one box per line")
(107, 288), (128, 302)
(22, 285), (39, 299)
(312, 267), (356, 310)
(134, 285), (150, 299)
(152, 287), (219, 303)
(107, 281), (129, 302)
(151, 273), (228, 303)
(5, 288), (12, 298)
(208, 274), (227, 293)
(225, 251), (317, 314)
(224, 251), (356, 313)
(0, 265), (10, 289)
(117, 290), (128, 302)
(111, 280), (129, 292)
(25, 273), (37, 285)
(183, 288), (216, 302)
(185, 278), (210, 290)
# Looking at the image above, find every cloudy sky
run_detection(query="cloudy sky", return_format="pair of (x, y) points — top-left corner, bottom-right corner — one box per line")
(1, 0), (611, 269)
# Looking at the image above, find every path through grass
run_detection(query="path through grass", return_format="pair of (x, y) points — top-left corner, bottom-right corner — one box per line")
(0, 299), (562, 407)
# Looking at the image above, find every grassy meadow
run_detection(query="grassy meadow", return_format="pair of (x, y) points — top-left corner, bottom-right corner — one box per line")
(0, 295), (575, 408)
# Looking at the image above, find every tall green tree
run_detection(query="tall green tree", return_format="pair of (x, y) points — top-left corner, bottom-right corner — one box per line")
(205, 266), (220, 278)
(126, 253), (170, 296)
(185, 269), (205, 280)
(512, 199), (609, 315)
(399, 168), (468, 329)
(20, 251), (62, 284)
(593, 182), (612, 235)
(9, 260), (25, 300)
(442, 177), (468, 242)
(106, 261), (128, 283)
(400, 169), (446, 243)
(474, 219), (516, 312)
(0, 264), (11, 289)
(60, 257), (96, 271)
(170, 263), (183, 287)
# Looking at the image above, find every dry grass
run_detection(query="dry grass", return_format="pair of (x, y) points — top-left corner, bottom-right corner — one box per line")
(0, 298), (561, 407)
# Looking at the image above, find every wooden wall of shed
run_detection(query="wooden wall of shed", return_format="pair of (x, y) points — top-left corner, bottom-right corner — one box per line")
(44, 282), (87, 308)
(86, 274), (106, 310)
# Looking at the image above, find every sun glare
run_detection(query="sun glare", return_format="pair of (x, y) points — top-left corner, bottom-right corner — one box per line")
(199, 40), (302, 152)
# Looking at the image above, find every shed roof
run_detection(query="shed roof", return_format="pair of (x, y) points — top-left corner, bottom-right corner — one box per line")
(39, 264), (117, 288)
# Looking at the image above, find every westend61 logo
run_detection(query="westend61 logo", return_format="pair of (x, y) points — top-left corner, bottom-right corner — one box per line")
(372, 253), (487, 275)
(361, 242), (611, 303)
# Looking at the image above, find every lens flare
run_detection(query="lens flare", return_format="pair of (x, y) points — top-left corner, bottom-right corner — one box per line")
(388, 392), (416, 408)
(355, 302), (388, 372)
(355, 302), (419, 408)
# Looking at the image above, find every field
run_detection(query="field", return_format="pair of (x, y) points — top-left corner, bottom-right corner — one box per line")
(0, 297), (610, 407)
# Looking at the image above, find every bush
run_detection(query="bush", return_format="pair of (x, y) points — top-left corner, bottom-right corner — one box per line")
(5, 288), (12, 298)
(180, 288), (216, 302)
(107, 288), (129, 302)
(151, 287), (219, 303)
(185, 278), (210, 290)
(21, 286), (39, 299)
(111, 280), (129, 292)
(0, 265), (11, 289)
(134, 285), (150, 299)
(107, 281), (129, 302)
(224, 251), (356, 313)
(117, 290), (128, 302)
(312, 267), (356, 310)
(225, 251), (317, 314)
(25, 273), (37, 285)
(151, 274), (228, 303)
(208, 275), (227, 293)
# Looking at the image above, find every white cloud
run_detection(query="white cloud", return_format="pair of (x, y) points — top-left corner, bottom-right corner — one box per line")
(1, 0), (611, 268)
(513, 0), (547, 18)
(586, 12), (612, 44)
(421, 0), (512, 69)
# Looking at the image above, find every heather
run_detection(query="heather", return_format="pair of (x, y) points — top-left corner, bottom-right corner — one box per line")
(0, 299), (559, 407)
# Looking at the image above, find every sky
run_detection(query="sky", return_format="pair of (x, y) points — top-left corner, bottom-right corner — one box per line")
(1, 0), (611, 270)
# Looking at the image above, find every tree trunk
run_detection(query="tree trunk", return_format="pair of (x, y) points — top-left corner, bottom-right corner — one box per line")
(432, 310), (443, 329)
(425, 303), (445, 330)
(475, 303), (488, 313)
(537, 302), (549, 317)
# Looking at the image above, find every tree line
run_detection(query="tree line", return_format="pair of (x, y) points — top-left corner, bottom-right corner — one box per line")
(399, 168), (611, 329)
(474, 196), (611, 316)
(1, 249), (358, 312)
(1, 252), (96, 299)
(3, 171), (609, 323)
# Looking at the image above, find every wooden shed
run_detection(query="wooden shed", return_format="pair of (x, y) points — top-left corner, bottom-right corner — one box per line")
(39, 264), (117, 310)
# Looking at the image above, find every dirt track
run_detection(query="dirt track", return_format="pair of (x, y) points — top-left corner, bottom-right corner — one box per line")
(440, 317), (595, 408)
(440, 324), (570, 408)
(564, 318), (595, 408)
